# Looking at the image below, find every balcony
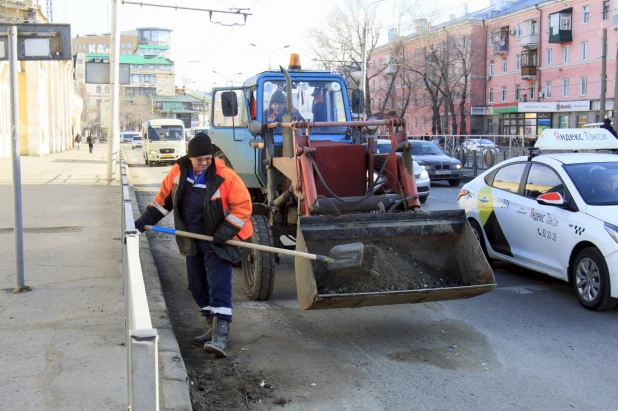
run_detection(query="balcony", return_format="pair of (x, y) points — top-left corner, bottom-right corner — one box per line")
(521, 66), (537, 80)
(548, 8), (573, 44)
(492, 27), (509, 54)
(521, 34), (539, 48)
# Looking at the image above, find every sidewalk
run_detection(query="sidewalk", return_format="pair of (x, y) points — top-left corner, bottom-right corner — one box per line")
(0, 144), (126, 410)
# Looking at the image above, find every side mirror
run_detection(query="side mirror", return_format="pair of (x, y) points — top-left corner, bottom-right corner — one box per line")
(537, 192), (565, 206)
(351, 89), (364, 115)
(221, 92), (238, 117)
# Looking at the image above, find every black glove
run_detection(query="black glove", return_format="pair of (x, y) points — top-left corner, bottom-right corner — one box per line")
(212, 236), (226, 247)
(134, 218), (148, 233)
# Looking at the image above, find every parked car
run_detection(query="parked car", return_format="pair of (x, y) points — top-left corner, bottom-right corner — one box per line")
(372, 139), (431, 203)
(131, 136), (143, 150)
(407, 140), (464, 186)
(460, 138), (499, 152)
(458, 129), (618, 311)
(121, 132), (139, 144)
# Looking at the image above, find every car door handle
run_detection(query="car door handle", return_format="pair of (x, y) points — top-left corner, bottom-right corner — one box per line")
(516, 208), (527, 214)
(479, 196), (489, 203)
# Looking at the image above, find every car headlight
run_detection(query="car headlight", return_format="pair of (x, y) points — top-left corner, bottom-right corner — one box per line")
(422, 165), (432, 170)
(420, 168), (429, 179)
(605, 223), (618, 244)
(150, 151), (159, 156)
(454, 163), (462, 170)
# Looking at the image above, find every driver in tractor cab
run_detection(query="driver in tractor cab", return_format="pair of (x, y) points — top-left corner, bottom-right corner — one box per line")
(263, 90), (305, 123)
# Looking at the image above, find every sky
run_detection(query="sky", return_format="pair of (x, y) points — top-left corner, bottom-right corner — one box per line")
(45, 0), (490, 91)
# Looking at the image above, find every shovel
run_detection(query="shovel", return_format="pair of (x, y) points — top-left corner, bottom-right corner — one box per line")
(144, 225), (364, 271)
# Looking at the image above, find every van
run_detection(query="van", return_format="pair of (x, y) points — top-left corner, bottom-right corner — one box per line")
(582, 122), (612, 128)
(141, 119), (186, 166)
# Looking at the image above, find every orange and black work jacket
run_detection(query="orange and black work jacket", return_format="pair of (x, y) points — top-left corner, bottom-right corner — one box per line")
(139, 156), (253, 262)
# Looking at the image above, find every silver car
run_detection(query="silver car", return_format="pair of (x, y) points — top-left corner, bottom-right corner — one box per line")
(373, 139), (431, 203)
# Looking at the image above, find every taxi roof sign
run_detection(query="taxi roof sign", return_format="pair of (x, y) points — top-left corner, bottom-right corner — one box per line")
(534, 128), (618, 151)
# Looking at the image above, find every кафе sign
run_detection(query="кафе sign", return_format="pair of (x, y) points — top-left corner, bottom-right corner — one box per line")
(518, 101), (591, 112)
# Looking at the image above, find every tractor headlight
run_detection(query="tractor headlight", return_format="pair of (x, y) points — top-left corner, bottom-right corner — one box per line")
(605, 222), (618, 244)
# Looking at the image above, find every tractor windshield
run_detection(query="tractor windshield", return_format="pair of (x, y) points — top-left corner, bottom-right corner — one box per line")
(262, 80), (347, 133)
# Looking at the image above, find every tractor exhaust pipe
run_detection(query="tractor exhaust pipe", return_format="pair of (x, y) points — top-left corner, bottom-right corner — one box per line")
(280, 65), (295, 158)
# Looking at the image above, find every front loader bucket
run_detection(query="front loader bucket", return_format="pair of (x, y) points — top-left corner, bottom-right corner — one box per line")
(295, 210), (496, 310)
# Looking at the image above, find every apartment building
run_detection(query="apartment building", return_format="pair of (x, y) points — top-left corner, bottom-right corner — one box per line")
(369, 0), (618, 137)
(0, 0), (83, 158)
(485, 0), (617, 135)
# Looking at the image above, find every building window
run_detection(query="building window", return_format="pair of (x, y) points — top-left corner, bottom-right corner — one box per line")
(581, 42), (588, 60)
(516, 55), (521, 70)
(414, 48), (419, 61)
(148, 65), (155, 70)
(530, 83), (535, 99)
(463, 36), (468, 48)
(516, 24), (522, 40)
(450, 64), (455, 76)
(138, 65), (143, 69)
(580, 77), (587, 95)
(413, 95), (418, 106)
(121, 42), (126, 47)
(546, 16), (551, 33)
(414, 117), (418, 130)
(560, 13), (572, 30)
(545, 81), (552, 98)
(105, 86), (109, 93)
(371, 79), (375, 90)
(515, 84), (521, 100)
(488, 88), (493, 103)
(422, 118), (426, 129)
(562, 79), (569, 97)
(502, 58), (507, 72)
(96, 86), (101, 93)
(489, 60), (494, 75)
(501, 86), (507, 102)
(121, 50), (126, 55)
(422, 94), (426, 105)
(559, 115), (569, 128)
(602, 1), (610, 20)
(563, 46), (570, 63)
(546, 49), (552, 66)
(582, 6), (589, 24)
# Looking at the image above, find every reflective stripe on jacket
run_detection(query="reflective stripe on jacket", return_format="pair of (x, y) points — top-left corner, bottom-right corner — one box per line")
(139, 157), (253, 261)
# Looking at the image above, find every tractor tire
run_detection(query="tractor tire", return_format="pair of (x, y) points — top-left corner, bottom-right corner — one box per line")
(242, 215), (275, 301)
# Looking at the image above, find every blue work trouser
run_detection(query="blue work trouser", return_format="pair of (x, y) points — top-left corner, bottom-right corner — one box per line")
(186, 240), (233, 321)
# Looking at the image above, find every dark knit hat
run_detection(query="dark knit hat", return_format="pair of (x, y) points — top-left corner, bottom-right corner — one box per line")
(270, 90), (286, 105)
(188, 133), (213, 158)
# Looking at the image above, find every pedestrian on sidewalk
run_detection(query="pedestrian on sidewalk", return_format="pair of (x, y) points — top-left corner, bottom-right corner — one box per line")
(74, 133), (82, 150)
(134, 133), (253, 358)
(86, 135), (94, 153)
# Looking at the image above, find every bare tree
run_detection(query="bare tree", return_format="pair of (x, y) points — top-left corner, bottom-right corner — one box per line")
(120, 93), (159, 130)
(307, 0), (385, 118)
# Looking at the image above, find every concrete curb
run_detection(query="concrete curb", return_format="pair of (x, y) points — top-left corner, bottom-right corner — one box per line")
(123, 150), (193, 411)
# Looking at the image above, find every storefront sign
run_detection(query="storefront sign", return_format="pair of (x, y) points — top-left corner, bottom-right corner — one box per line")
(519, 100), (591, 112)
(471, 106), (491, 115)
(492, 103), (518, 113)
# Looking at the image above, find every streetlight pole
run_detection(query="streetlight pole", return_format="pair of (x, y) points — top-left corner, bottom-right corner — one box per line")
(250, 44), (290, 70)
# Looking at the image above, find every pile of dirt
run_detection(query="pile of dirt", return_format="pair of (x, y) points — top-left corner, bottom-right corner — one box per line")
(315, 243), (463, 294)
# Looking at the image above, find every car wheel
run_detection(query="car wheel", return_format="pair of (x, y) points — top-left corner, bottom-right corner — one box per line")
(419, 195), (428, 204)
(469, 219), (492, 264)
(572, 247), (617, 311)
(448, 179), (461, 187)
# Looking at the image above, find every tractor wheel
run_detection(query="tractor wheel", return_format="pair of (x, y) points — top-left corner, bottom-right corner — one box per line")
(242, 215), (275, 301)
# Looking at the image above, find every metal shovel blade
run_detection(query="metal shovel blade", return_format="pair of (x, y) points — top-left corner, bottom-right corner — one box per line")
(327, 242), (364, 271)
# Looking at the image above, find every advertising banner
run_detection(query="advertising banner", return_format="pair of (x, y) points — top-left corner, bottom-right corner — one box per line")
(519, 101), (591, 112)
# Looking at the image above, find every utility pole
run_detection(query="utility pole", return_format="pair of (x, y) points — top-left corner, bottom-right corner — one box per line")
(613, 32), (618, 128)
(600, 28), (607, 121)
(107, 0), (120, 181)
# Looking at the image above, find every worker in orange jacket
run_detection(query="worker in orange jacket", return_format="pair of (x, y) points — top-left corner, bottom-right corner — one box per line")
(135, 133), (253, 358)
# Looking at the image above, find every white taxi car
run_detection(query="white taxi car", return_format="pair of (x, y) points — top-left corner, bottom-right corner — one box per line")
(458, 128), (618, 311)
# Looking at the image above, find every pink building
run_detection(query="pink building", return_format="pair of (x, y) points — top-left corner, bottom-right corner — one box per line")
(484, 0), (616, 135)
(369, 0), (618, 137)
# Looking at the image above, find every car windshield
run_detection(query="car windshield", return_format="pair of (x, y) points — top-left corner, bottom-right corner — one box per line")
(479, 139), (495, 145)
(411, 142), (443, 155)
(147, 125), (184, 141)
(133, 136), (142, 141)
(262, 80), (347, 133)
(563, 162), (618, 206)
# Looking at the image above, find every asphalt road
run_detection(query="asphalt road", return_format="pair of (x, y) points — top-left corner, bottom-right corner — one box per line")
(125, 146), (618, 411)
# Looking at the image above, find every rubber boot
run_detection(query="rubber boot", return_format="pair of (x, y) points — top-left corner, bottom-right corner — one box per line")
(192, 316), (213, 346)
(203, 317), (230, 358)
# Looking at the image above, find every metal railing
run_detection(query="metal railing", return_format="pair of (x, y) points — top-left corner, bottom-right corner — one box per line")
(120, 151), (159, 411)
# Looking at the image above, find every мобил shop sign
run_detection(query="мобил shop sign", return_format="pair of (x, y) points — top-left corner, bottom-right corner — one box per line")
(519, 100), (591, 112)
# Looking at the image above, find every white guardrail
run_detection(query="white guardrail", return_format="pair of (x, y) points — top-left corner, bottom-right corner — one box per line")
(120, 151), (159, 410)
